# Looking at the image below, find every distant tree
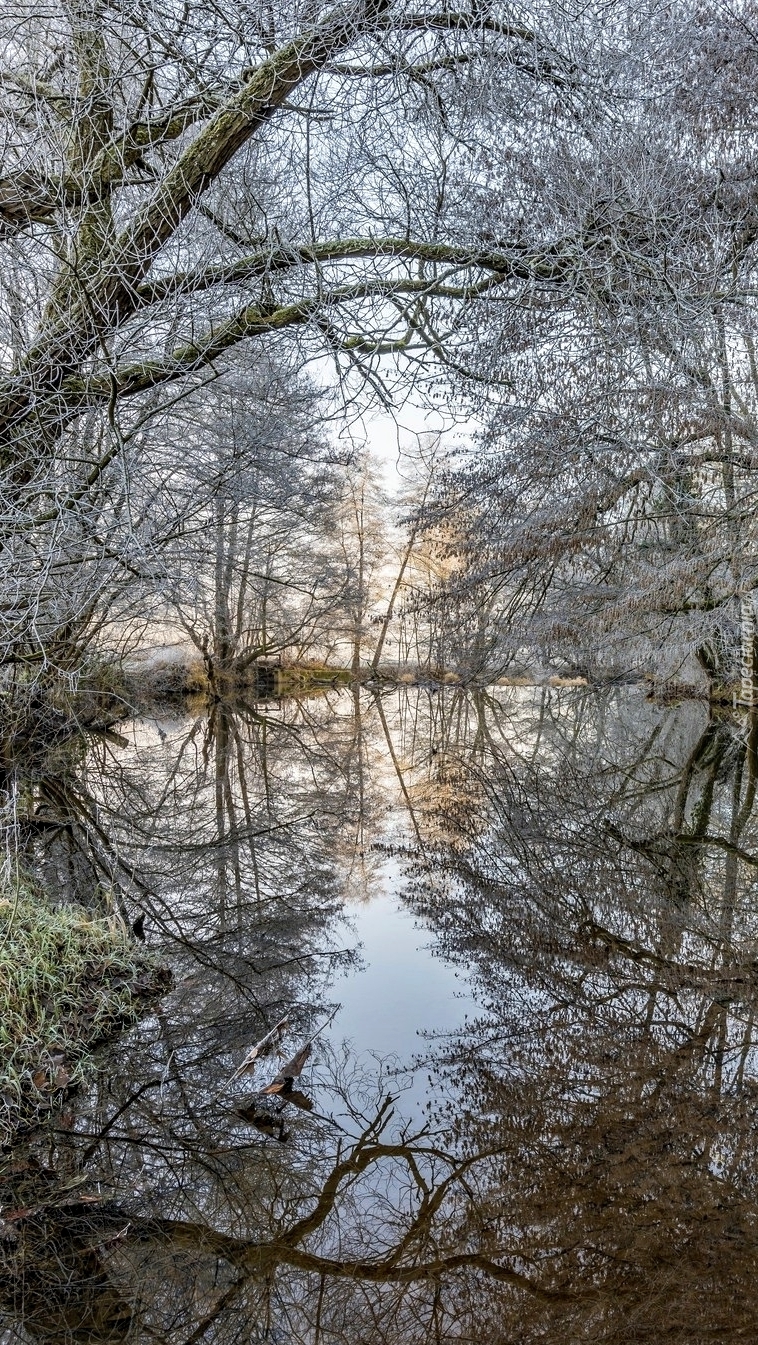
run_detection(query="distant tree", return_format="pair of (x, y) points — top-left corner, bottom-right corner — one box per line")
(332, 451), (389, 674)
(147, 356), (350, 686)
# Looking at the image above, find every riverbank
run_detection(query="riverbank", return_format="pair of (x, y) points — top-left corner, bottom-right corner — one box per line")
(0, 884), (169, 1147)
(118, 644), (594, 702)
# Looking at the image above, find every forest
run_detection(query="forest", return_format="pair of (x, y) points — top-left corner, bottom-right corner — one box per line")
(5, 0), (758, 704)
(2, 2), (758, 1343)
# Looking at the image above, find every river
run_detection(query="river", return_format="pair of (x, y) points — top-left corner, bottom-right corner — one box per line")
(1, 681), (756, 1344)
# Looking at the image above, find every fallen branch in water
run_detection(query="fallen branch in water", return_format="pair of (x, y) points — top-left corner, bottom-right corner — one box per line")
(218, 1015), (290, 1095)
(258, 1005), (340, 1095)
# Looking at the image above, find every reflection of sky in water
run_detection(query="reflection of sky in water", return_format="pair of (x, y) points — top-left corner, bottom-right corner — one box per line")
(328, 859), (474, 1108)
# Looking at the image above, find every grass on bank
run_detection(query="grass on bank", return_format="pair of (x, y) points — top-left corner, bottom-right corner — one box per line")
(273, 661), (353, 693)
(0, 885), (166, 1146)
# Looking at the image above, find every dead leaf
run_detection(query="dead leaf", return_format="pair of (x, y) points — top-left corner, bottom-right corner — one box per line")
(282, 1089), (313, 1112)
(261, 1042), (312, 1093)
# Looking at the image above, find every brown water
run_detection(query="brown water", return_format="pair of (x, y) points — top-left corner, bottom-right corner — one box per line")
(2, 683), (758, 1344)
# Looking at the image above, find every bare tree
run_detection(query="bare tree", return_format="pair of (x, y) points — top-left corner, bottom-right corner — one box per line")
(419, 3), (758, 686)
(0, 0), (588, 698)
(145, 356), (352, 687)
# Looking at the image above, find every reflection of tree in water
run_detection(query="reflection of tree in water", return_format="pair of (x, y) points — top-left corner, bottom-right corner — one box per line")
(410, 688), (758, 1341)
(11, 686), (758, 1341)
(20, 695), (376, 1093)
(1, 691), (530, 1344)
(2, 1073), (532, 1345)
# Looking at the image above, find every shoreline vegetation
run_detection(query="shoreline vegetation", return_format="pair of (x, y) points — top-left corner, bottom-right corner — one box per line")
(0, 882), (170, 1148)
(116, 646), (754, 708)
(118, 645), (598, 702)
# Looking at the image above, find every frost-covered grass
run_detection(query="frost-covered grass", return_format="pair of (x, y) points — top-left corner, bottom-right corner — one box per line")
(0, 884), (164, 1145)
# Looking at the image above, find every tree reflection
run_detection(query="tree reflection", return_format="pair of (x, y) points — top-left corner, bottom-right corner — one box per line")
(8, 686), (758, 1341)
(1, 1059), (544, 1344)
(411, 689), (758, 1340)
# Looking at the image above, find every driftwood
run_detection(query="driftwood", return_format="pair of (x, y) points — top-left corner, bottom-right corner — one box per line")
(218, 1016), (290, 1095)
(257, 1005), (339, 1093)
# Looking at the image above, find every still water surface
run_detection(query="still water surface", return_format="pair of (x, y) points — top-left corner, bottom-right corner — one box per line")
(2, 683), (758, 1343)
